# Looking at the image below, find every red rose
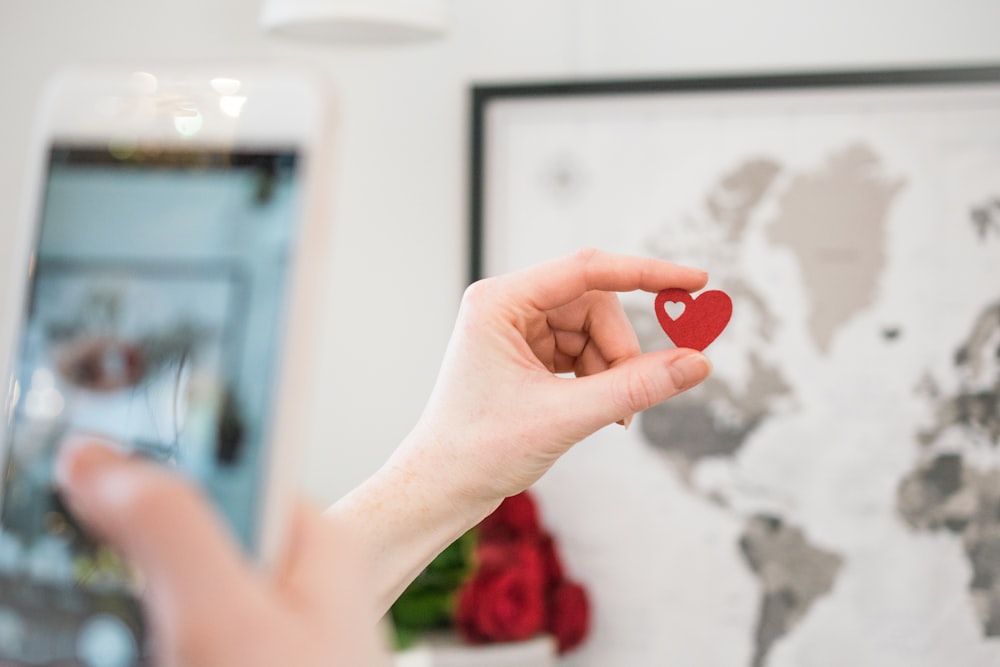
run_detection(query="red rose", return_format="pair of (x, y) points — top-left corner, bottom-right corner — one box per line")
(548, 580), (590, 654)
(475, 540), (518, 571)
(451, 489), (591, 655)
(455, 540), (547, 643)
(536, 533), (565, 586)
(477, 492), (541, 543)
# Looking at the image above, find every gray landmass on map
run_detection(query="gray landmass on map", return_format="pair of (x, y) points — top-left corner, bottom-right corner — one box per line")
(738, 515), (842, 667)
(706, 159), (782, 243)
(645, 157), (784, 270)
(766, 144), (905, 352)
(898, 454), (1000, 634)
(917, 302), (1000, 448)
(641, 353), (790, 467)
(970, 196), (1000, 241)
(899, 298), (1000, 635)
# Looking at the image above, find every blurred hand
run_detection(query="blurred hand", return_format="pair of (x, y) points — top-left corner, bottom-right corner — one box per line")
(56, 438), (388, 667)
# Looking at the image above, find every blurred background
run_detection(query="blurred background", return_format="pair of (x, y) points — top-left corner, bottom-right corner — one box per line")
(1, 0), (999, 509)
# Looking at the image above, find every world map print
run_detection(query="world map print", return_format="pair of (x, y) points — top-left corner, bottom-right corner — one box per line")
(480, 78), (1000, 666)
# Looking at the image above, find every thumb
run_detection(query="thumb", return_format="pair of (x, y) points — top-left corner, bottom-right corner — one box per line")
(563, 348), (712, 432)
(55, 437), (253, 622)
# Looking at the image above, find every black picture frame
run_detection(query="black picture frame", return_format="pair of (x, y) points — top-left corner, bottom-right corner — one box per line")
(468, 64), (1000, 283)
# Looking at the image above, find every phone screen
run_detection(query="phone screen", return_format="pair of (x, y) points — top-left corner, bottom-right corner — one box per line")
(0, 144), (303, 665)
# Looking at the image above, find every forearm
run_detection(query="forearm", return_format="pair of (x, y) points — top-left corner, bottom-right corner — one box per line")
(324, 427), (501, 616)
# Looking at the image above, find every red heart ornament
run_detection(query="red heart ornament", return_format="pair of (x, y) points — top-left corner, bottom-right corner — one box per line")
(654, 288), (732, 351)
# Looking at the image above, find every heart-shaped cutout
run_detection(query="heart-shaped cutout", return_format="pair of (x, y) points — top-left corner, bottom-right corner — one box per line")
(663, 301), (686, 320)
(655, 288), (732, 351)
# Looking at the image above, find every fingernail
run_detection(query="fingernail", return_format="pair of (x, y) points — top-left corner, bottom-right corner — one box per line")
(668, 351), (712, 390)
(615, 415), (635, 431)
(54, 435), (128, 492)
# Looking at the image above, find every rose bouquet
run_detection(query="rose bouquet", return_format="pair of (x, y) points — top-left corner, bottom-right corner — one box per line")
(390, 490), (590, 656)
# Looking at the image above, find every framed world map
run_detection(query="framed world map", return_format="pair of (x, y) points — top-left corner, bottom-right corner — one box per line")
(470, 67), (1000, 666)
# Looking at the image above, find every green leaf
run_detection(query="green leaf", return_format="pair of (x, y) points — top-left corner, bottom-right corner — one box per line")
(391, 589), (454, 631)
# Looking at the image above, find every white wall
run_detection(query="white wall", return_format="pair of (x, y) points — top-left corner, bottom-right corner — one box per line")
(0, 0), (997, 510)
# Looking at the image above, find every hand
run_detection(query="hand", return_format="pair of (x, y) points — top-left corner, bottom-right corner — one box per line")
(56, 438), (389, 667)
(332, 249), (713, 609)
(407, 248), (713, 502)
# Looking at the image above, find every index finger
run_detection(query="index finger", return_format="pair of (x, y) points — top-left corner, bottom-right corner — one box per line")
(501, 248), (709, 312)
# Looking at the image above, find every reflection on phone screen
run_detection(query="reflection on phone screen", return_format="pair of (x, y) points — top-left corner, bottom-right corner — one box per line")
(0, 146), (302, 665)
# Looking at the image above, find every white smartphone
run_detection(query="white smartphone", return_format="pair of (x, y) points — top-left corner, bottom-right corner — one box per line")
(0, 66), (332, 665)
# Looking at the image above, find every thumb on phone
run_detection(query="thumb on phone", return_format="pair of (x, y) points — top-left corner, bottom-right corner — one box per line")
(54, 437), (253, 629)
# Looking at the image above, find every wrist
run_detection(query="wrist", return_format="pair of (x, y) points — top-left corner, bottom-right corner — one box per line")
(326, 426), (501, 614)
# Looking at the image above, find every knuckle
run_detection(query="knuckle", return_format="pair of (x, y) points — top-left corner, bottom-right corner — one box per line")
(572, 247), (602, 267)
(460, 276), (502, 314)
(617, 368), (663, 414)
(462, 277), (489, 302)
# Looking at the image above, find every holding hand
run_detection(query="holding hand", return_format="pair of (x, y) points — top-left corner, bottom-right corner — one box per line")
(407, 248), (712, 503)
(333, 249), (713, 609)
